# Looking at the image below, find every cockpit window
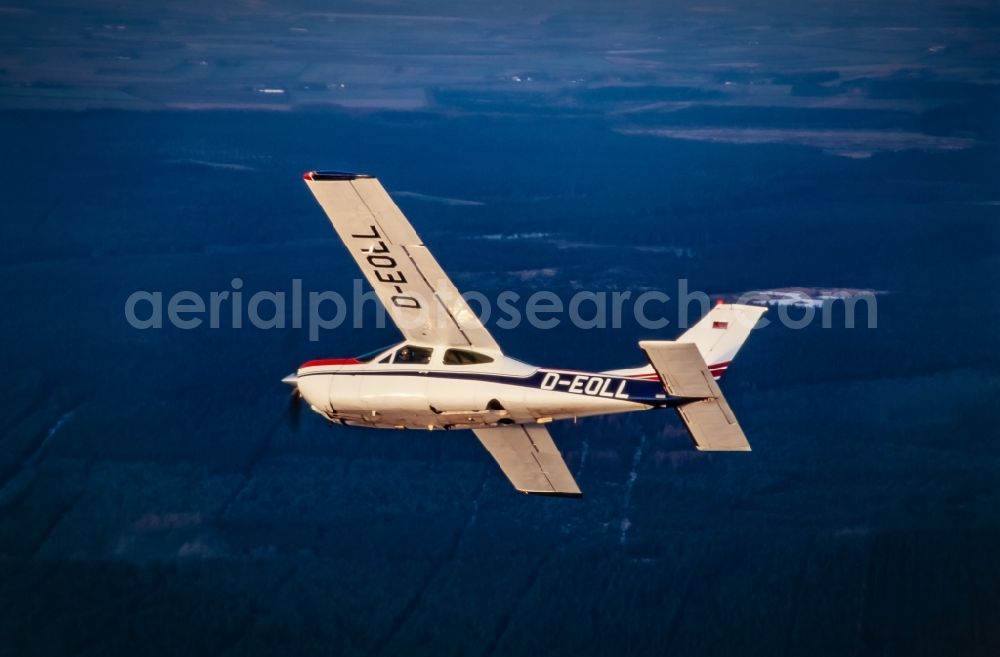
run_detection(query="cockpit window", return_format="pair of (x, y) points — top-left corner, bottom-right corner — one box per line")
(393, 345), (433, 365)
(443, 349), (494, 365)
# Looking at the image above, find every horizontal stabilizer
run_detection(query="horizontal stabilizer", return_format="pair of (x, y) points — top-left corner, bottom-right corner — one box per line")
(639, 340), (751, 452)
(639, 341), (717, 398)
(675, 397), (749, 451)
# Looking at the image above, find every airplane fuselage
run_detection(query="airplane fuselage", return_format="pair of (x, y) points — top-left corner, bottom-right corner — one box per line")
(293, 349), (680, 430)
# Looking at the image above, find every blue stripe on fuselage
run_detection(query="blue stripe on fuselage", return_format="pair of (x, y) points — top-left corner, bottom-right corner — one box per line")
(296, 367), (678, 406)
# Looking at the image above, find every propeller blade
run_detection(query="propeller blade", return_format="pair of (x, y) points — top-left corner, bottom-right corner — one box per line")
(288, 388), (302, 431)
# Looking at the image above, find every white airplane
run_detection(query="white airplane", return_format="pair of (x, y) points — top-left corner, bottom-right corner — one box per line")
(283, 171), (767, 497)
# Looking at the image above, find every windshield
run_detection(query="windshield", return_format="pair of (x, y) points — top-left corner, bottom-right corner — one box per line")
(355, 344), (398, 363)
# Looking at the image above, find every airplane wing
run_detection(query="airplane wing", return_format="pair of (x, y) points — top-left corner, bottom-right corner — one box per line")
(472, 424), (582, 497)
(304, 171), (500, 351)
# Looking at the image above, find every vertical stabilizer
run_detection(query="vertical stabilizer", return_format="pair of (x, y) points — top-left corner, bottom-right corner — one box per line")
(676, 303), (767, 377)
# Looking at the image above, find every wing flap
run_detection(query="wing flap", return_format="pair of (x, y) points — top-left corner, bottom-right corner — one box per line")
(473, 424), (582, 497)
(404, 244), (499, 350)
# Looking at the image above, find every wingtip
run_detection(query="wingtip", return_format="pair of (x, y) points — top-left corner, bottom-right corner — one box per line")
(524, 490), (584, 499)
(303, 170), (374, 182)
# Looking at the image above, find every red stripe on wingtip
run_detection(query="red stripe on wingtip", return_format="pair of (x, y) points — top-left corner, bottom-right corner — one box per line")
(303, 171), (314, 181)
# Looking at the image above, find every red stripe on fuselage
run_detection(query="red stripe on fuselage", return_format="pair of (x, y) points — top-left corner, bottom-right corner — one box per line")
(629, 360), (732, 380)
(300, 358), (361, 369)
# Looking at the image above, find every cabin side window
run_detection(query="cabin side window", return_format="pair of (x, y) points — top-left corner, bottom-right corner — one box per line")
(443, 349), (494, 365)
(392, 345), (433, 365)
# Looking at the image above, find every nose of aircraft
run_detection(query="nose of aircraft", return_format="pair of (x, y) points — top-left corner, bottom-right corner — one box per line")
(287, 373), (330, 416)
